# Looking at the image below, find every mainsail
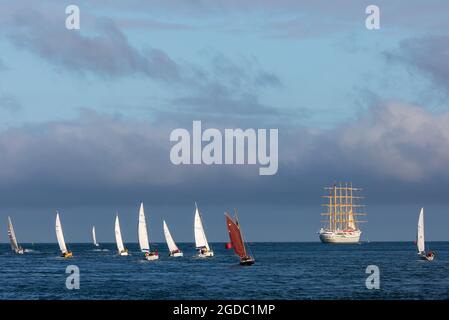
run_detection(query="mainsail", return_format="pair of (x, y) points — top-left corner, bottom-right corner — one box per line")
(417, 208), (425, 254)
(225, 214), (247, 258)
(92, 226), (99, 246)
(163, 220), (179, 253)
(194, 202), (210, 250)
(138, 202), (150, 252)
(115, 215), (125, 252)
(55, 213), (68, 254)
(7, 216), (20, 252)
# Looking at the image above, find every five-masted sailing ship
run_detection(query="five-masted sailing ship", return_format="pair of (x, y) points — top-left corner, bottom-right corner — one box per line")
(319, 183), (366, 244)
(225, 210), (255, 265)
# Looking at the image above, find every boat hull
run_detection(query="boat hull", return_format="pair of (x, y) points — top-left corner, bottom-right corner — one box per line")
(61, 251), (73, 258)
(119, 250), (129, 256)
(419, 252), (435, 261)
(239, 257), (255, 266)
(319, 229), (361, 244)
(144, 253), (159, 261)
(169, 251), (183, 257)
(198, 250), (214, 258)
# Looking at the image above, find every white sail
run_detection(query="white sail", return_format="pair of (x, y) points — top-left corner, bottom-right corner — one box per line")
(347, 209), (356, 230)
(92, 226), (99, 246)
(115, 215), (125, 252)
(194, 203), (210, 250)
(138, 202), (150, 252)
(163, 220), (179, 253)
(7, 216), (20, 251)
(417, 208), (425, 253)
(55, 213), (68, 254)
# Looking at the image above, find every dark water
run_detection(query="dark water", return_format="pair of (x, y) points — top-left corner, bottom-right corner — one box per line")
(1, 242), (449, 300)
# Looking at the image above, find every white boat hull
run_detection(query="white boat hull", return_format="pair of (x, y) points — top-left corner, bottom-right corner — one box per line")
(145, 253), (159, 261)
(170, 251), (183, 257)
(419, 252), (435, 261)
(198, 250), (214, 257)
(119, 251), (129, 256)
(319, 229), (361, 244)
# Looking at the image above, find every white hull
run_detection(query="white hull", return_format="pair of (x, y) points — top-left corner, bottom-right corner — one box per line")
(144, 253), (159, 261)
(119, 251), (129, 256)
(319, 229), (361, 244)
(170, 251), (183, 257)
(419, 252), (435, 261)
(198, 250), (214, 257)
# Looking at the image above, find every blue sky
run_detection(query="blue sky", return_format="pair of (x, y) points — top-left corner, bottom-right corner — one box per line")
(1, 1), (449, 241)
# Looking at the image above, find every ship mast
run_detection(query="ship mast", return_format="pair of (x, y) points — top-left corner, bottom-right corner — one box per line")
(321, 182), (367, 231)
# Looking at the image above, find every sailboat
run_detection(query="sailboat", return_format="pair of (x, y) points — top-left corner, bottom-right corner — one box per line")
(163, 220), (183, 257)
(138, 202), (159, 261)
(417, 208), (435, 261)
(92, 226), (100, 247)
(55, 212), (73, 258)
(194, 202), (214, 257)
(7, 216), (24, 254)
(225, 210), (255, 266)
(115, 214), (129, 256)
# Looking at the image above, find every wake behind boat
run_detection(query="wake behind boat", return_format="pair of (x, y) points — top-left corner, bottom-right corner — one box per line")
(163, 220), (183, 257)
(115, 214), (129, 256)
(55, 212), (73, 258)
(225, 210), (255, 266)
(7, 216), (24, 254)
(194, 202), (214, 257)
(417, 208), (435, 261)
(138, 202), (159, 261)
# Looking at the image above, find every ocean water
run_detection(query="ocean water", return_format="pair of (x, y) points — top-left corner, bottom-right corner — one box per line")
(1, 242), (449, 300)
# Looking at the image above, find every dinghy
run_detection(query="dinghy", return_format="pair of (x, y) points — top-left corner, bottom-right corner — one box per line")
(92, 226), (100, 247)
(7, 216), (24, 254)
(138, 202), (159, 261)
(55, 212), (73, 258)
(194, 202), (214, 257)
(115, 214), (129, 256)
(163, 220), (183, 257)
(225, 210), (255, 266)
(417, 208), (435, 261)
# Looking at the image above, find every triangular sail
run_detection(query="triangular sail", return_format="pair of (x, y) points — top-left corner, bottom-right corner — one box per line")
(417, 208), (425, 253)
(92, 226), (99, 246)
(138, 202), (150, 252)
(115, 215), (125, 252)
(55, 213), (68, 254)
(163, 220), (179, 253)
(7, 216), (20, 251)
(194, 203), (210, 250)
(225, 214), (247, 258)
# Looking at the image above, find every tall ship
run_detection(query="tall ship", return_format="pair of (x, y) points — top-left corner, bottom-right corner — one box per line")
(319, 183), (366, 244)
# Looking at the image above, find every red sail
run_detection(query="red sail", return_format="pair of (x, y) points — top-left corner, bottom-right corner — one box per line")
(225, 214), (246, 258)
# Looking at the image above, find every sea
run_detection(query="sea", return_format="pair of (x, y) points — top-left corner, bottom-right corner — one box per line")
(1, 242), (449, 300)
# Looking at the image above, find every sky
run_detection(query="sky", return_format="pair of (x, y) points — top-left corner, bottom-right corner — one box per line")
(1, 1), (449, 242)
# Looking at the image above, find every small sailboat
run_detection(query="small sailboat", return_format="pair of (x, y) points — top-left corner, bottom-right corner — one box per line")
(163, 220), (183, 257)
(115, 214), (129, 256)
(417, 208), (435, 261)
(138, 202), (159, 261)
(92, 226), (100, 247)
(225, 210), (255, 266)
(194, 202), (214, 257)
(55, 212), (73, 258)
(7, 216), (24, 254)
